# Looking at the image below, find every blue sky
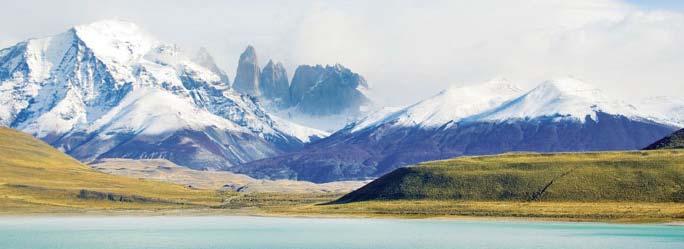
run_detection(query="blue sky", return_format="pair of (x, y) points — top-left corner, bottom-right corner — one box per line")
(626, 0), (684, 10)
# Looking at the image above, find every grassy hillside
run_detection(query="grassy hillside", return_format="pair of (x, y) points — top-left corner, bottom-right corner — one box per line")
(335, 150), (684, 203)
(645, 129), (684, 150)
(0, 128), (223, 213)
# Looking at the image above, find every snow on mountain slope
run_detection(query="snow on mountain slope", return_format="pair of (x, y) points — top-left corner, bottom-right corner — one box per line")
(73, 20), (156, 81)
(473, 78), (645, 122)
(22, 31), (75, 82)
(87, 87), (244, 136)
(639, 96), (684, 128)
(270, 115), (329, 142)
(351, 78), (524, 132)
(0, 19), (324, 169)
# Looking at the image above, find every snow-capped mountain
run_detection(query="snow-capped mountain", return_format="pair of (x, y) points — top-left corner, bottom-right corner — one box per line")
(471, 78), (644, 122)
(234, 78), (678, 183)
(0, 20), (326, 170)
(351, 78), (523, 131)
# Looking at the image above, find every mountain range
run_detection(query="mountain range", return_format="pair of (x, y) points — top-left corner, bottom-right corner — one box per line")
(234, 78), (681, 182)
(0, 20), (326, 170)
(1, 20), (682, 183)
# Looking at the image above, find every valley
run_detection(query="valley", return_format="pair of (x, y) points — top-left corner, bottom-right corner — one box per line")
(2, 125), (682, 223)
(0, 19), (682, 224)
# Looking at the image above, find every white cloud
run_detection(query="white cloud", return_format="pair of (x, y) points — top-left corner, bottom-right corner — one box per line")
(0, 39), (18, 49)
(0, 0), (682, 107)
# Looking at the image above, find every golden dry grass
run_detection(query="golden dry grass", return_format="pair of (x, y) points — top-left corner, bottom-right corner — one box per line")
(337, 150), (684, 203)
(0, 127), (224, 213)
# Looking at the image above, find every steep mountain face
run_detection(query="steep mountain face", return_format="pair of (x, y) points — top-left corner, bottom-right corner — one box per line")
(192, 47), (230, 85)
(228, 46), (373, 131)
(0, 20), (325, 170)
(259, 60), (290, 107)
(644, 129), (684, 150)
(234, 78), (679, 183)
(288, 65), (323, 106)
(232, 46), (260, 96)
(288, 64), (370, 116)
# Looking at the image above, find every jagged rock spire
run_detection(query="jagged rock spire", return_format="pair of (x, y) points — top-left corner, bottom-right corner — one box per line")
(233, 45), (261, 96)
(259, 59), (290, 106)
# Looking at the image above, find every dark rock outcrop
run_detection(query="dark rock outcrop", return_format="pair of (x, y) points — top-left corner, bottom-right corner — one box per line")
(259, 60), (290, 107)
(288, 64), (369, 115)
(233, 46), (261, 95)
(289, 65), (325, 105)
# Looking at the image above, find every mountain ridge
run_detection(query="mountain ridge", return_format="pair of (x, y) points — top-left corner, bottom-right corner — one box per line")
(0, 20), (325, 170)
(234, 78), (679, 182)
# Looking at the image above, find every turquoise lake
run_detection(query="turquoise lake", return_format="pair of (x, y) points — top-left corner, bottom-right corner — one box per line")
(0, 216), (683, 249)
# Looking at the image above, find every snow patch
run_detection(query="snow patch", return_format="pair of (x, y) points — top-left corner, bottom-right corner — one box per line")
(270, 115), (329, 142)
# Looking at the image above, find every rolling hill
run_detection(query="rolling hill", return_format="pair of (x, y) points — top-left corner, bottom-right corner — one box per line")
(335, 150), (684, 203)
(0, 127), (222, 212)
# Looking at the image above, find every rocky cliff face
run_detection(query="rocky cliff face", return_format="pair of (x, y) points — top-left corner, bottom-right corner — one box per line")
(228, 46), (373, 131)
(288, 64), (370, 116)
(289, 65), (324, 105)
(232, 46), (261, 96)
(259, 60), (290, 107)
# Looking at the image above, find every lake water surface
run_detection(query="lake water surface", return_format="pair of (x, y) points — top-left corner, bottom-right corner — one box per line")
(0, 216), (683, 249)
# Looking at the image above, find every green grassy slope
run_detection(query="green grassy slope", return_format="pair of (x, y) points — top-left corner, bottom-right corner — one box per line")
(0, 127), (223, 213)
(335, 150), (684, 203)
(645, 129), (684, 150)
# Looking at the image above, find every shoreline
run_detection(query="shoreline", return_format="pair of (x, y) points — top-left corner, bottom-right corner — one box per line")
(2, 208), (683, 226)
